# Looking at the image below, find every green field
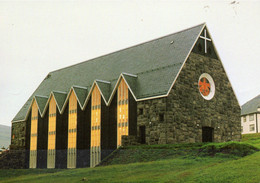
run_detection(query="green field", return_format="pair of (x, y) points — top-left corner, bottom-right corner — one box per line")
(1, 134), (260, 183)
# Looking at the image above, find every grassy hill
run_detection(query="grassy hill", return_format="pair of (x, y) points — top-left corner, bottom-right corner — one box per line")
(0, 124), (11, 148)
(0, 134), (260, 183)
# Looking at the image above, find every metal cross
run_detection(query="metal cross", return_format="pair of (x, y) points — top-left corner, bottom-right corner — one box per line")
(199, 29), (211, 54)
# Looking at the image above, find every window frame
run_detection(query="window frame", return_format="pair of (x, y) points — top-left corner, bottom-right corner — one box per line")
(249, 124), (255, 132)
(249, 114), (254, 121)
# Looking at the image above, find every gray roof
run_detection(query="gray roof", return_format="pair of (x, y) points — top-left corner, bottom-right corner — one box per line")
(52, 91), (67, 112)
(35, 96), (48, 115)
(72, 86), (88, 108)
(241, 94), (260, 115)
(95, 80), (111, 103)
(12, 23), (205, 122)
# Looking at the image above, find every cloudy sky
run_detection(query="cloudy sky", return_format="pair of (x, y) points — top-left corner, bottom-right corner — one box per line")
(1, 0), (260, 126)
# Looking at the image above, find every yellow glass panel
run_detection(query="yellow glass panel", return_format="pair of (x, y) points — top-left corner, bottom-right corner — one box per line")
(30, 100), (38, 151)
(68, 91), (77, 149)
(90, 85), (101, 167)
(91, 86), (101, 148)
(48, 96), (56, 150)
(117, 79), (129, 146)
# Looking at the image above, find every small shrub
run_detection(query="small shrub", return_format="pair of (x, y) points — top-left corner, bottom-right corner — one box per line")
(198, 142), (259, 157)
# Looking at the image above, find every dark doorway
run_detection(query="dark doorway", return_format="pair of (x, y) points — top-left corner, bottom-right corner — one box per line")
(202, 127), (214, 142)
(139, 126), (146, 144)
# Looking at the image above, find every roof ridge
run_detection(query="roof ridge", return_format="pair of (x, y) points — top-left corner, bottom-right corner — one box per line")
(49, 23), (205, 74)
(95, 79), (111, 84)
(72, 85), (88, 89)
(35, 95), (48, 98)
(122, 72), (138, 78)
(52, 90), (67, 94)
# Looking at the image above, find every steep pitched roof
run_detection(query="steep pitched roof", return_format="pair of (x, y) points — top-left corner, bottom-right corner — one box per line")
(52, 91), (67, 112)
(122, 73), (138, 97)
(72, 86), (88, 108)
(34, 95), (48, 115)
(241, 95), (260, 115)
(95, 80), (111, 104)
(12, 23), (206, 122)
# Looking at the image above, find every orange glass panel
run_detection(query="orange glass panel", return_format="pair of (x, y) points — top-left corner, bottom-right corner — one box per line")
(199, 77), (210, 96)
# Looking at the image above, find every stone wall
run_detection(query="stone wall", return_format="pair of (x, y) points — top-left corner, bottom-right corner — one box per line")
(137, 52), (241, 145)
(137, 98), (167, 144)
(0, 150), (27, 169)
(121, 135), (140, 146)
(11, 121), (26, 150)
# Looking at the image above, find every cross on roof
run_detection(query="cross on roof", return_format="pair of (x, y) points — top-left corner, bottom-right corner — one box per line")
(199, 29), (211, 54)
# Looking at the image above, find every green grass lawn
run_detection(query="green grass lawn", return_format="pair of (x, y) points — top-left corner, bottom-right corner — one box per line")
(242, 133), (260, 148)
(1, 134), (260, 183)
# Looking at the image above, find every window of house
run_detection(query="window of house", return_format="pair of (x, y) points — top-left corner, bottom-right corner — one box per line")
(243, 116), (246, 122)
(249, 114), (254, 121)
(249, 124), (255, 131)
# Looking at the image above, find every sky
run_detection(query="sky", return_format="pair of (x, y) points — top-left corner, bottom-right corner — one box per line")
(1, 0), (260, 127)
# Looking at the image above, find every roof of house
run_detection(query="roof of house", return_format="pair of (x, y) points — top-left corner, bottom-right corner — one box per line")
(241, 94), (260, 115)
(12, 23), (206, 122)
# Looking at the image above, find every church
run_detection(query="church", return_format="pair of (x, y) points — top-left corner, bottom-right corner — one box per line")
(10, 23), (241, 169)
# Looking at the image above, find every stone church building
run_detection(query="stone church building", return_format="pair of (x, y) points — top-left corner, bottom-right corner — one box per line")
(10, 23), (241, 169)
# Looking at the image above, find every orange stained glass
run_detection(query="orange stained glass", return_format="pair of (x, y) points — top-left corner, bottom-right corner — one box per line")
(117, 79), (128, 147)
(199, 77), (210, 96)
(68, 91), (77, 149)
(48, 96), (56, 150)
(30, 100), (38, 151)
(91, 85), (101, 148)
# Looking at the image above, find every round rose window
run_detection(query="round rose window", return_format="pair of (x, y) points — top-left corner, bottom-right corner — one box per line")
(198, 73), (215, 100)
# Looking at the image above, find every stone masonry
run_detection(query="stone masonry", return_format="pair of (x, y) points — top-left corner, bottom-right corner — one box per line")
(137, 52), (241, 145)
(10, 121), (26, 149)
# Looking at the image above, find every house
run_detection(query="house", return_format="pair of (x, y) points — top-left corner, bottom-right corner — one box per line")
(241, 94), (260, 134)
(10, 23), (241, 169)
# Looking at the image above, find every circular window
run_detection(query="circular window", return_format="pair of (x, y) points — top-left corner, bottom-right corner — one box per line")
(198, 73), (215, 100)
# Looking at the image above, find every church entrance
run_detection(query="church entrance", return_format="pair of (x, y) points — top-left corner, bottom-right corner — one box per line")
(202, 127), (214, 142)
(139, 126), (146, 144)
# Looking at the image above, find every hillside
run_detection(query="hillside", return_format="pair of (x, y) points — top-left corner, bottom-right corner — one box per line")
(0, 124), (11, 148)
(100, 142), (258, 166)
(0, 134), (260, 182)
